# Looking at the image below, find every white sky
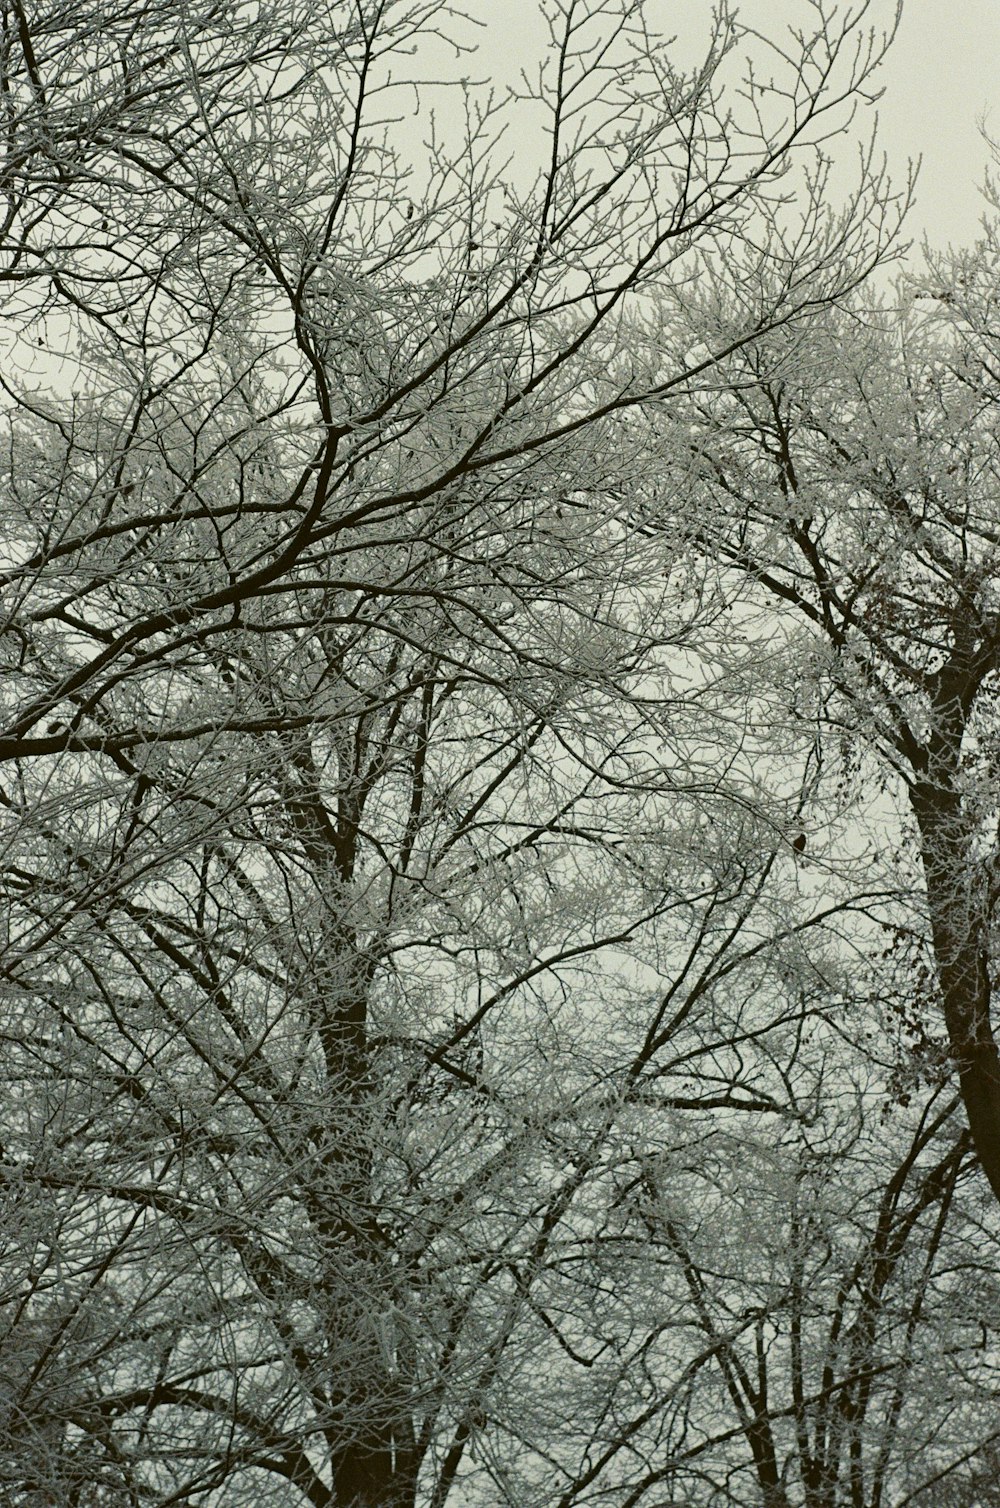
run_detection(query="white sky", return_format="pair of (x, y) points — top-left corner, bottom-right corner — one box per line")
(457, 1), (1000, 264)
(727, 0), (1000, 262)
(858, 0), (1000, 251)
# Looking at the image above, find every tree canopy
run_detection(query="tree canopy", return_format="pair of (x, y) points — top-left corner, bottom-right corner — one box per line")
(1, 3), (999, 1506)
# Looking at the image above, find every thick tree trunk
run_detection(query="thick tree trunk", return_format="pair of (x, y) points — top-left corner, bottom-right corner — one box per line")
(283, 745), (420, 1508)
(308, 940), (419, 1508)
(911, 780), (1000, 1205)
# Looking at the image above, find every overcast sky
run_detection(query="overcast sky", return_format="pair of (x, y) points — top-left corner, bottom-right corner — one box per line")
(462, 2), (999, 265)
(731, 0), (1000, 260)
(864, 0), (1000, 250)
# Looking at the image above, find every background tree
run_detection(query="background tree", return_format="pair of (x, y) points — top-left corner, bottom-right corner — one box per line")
(661, 239), (1000, 1213)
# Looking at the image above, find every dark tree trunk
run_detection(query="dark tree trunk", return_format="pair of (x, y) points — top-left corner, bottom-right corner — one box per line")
(911, 778), (1000, 1205)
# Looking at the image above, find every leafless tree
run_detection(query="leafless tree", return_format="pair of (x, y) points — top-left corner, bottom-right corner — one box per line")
(662, 243), (1000, 1215)
(0, 0), (929, 1503)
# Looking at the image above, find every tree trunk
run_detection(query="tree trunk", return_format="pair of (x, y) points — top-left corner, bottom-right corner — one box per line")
(911, 779), (1000, 1204)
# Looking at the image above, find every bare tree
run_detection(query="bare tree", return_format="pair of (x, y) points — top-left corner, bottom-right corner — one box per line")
(662, 229), (1000, 1211)
(0, 0), (914, 1503)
